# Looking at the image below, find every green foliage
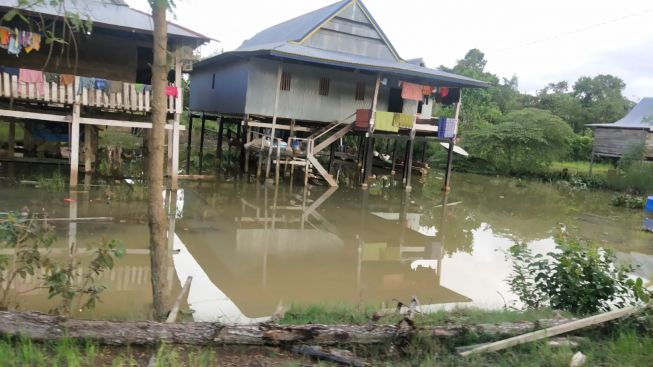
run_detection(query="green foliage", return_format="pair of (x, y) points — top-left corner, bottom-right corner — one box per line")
(35, 171), (66, 191)
(0, 213), (55, 309)
(568, 133), (594, 161)
(611, 193), (645, 209)
(0, 211), (124, 315)
(463, 108), (574, 174)
(506, 236), (650, 315)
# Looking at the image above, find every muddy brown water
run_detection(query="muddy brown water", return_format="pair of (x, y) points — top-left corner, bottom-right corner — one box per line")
(0, 170), (650, 322)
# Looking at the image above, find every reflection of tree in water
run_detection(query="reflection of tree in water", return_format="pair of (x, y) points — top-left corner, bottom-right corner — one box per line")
(414, 172), (636, 253)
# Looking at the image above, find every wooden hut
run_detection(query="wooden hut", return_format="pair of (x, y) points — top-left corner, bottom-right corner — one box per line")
(189, 0), (486, 190)
(589, 97), (653, 160)
(0, 0), (210, 188)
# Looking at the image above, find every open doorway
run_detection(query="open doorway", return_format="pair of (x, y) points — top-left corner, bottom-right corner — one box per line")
(388, 87), (404, 113)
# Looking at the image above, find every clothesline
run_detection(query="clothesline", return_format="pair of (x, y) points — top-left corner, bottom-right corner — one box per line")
(0, 66), (179, 98)
(0, 26), (41, 56)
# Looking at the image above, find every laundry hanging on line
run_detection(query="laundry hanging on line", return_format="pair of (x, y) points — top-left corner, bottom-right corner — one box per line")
(0, 26), (42, 55)
(400, 81), (423, 101)
(18, 68), (45, 96)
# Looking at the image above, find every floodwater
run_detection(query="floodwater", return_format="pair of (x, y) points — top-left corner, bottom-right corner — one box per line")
(1, 169), (651, 322)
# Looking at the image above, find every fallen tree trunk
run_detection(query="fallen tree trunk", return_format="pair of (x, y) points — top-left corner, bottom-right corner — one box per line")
(0, 311), (575, 346)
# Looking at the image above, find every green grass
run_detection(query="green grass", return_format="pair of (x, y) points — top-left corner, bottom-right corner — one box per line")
(549, 161), (612, 178)
(279, 303), (568, 326)
(0, 122), (25, 144)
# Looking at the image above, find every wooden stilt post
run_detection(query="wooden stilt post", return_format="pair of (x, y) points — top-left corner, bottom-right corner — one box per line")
(7, 120), (15, 158)
(265, 64), (283, 183)
(328, 142), (336, 173)
(362, 74), (382, 189)
(216, 116), (224, 169)
(170, 41), (183, 190)
(185, 113), (193, 174)
(405, 135), (415, 192)
(443, 138), (454, 192)
(241, 115), (249, 176)
(390, 139), (398, 175)
(443, 91), (462, 191)
(84, 124), (92, 173)
(275, 143), (281, 186)
(198, 112), (206, 175)
(69, 103), (81, 188)
(588, 152), (595, 177)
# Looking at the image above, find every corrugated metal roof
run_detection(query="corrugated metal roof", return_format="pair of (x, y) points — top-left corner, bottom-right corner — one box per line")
(239, 0), (350, 49)
(196, 42), (488, 89)
(588, 98), (653, 130)
(0, 0), (210, 41)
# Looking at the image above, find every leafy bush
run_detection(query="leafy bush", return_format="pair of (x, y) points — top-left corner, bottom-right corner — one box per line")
(506, 236), (649, 315)
(611, 193), (645, 209)
(463, 108), (574, 174)
(0, 212), (124, 315)
(568, 133), (594, 161)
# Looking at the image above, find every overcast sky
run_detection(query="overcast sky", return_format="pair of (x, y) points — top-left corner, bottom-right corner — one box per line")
(127, 0), (653, 101)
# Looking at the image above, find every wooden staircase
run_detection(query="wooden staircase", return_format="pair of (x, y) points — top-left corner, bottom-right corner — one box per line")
(299, 113), (356, 187)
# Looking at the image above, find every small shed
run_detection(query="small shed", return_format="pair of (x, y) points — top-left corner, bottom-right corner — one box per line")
(588, 98), (653, 159)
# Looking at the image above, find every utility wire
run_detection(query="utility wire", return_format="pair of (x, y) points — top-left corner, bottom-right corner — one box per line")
(497, 8), (653, 53)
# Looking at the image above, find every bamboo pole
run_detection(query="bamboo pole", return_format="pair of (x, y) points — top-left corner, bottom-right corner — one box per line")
(459, 306), (638, 357)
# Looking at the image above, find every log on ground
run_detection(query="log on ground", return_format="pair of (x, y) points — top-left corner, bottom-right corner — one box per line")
(0, 311), (575, 346)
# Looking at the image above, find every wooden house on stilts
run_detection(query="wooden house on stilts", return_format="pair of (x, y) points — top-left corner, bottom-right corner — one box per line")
(0, 0), (210, 188)
(588, 97), (653, 162)
(189, 0), (487, 190)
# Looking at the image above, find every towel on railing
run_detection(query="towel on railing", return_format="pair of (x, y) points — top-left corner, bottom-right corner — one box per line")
(44, 72), (59, 83)
(374, 111), (399, 133)
(77, 77), (95, 95)
(1, 66), (19, 76)
(18, 69), (44, 96)
(134, 83), (145, 93)
(0, 27), (10, 46)
(144, 85), (152, 92)
(94, 78), (108, 91)
(59, 74), (75, 86)
(24, 33), (40, 53)
(393, 113), (414, 129)
(165, 86), (178, 97)
(108, 80), (123, 94)
(8, 35), (20, 56)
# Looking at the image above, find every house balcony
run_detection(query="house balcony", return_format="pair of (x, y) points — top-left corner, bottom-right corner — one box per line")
(0, 68), (183, 116)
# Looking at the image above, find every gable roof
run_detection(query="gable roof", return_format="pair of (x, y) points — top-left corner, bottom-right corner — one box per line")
(588, 98), (653, 131)
(0, 0), (210, 42)
(239, 0), (351, 49)
(197, 0), (487, 89)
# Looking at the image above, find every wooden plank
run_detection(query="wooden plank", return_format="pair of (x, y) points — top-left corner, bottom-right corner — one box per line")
(79, 117), (185, 131)
(70, 104), (81, 187)
(130, 84), (137, 111)
(0, 109), (70, 122)
(72, 77), (78, 104)
(175, 88), (182, 114)
(167, 95), (173, 113)
(459, 306), (638, 357)
(82, 88), (88, 106)
(166, 276), (192, 323)
(246, 121), (312, 132)
(2, 72), (8, 97)
(43, 82), (50, 102)
(11, 75), (18, 98)
(123, 83), (129, 109)
(59, 84), (65, 103)
(28, 83), (35, 100)
(144, 90), (150, 112)
(138, 90), (144, 111)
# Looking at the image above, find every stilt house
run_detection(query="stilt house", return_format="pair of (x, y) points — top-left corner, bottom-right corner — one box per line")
(0, 0), (210, 188)
(589, 97), (653, 159)
(188, 0), (486, 189)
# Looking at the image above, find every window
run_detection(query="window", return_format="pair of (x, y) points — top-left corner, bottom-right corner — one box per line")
(211, 73), (215, 89)
(319, 77), (330, 96)
(355, 82), (365, 101)
(280, 71), (291, 91)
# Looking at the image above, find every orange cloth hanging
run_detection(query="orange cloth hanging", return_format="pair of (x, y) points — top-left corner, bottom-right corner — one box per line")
(0, 27), (10, 46)
(401, 81), (423, 101)
(422, 85), (434, 96)
(60, 74), (75, 86)
(24, 33), (41, 53)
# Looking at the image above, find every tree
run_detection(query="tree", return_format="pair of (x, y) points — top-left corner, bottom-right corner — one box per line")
(572, 74), (632, 125)
(462, 108), (574, 174)
(146, 0), (171, 321)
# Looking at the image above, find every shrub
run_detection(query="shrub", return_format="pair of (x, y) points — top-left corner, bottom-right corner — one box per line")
(506, 236), (649, 315)
(463, 108), (574, 174)
(611, 193), (645, 209)
(568, 133), (594, 161)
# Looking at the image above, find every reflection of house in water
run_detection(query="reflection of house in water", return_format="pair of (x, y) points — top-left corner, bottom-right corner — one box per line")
(175, 186), (471, 322)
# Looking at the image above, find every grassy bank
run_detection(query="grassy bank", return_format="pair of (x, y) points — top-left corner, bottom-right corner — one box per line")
(1, 305), (650, 366)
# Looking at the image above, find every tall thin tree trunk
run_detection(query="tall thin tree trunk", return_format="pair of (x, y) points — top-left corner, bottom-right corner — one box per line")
(148, 1), (169, 321)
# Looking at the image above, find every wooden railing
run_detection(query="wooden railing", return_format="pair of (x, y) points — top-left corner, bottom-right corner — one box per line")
(0, 71), (182, 114)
